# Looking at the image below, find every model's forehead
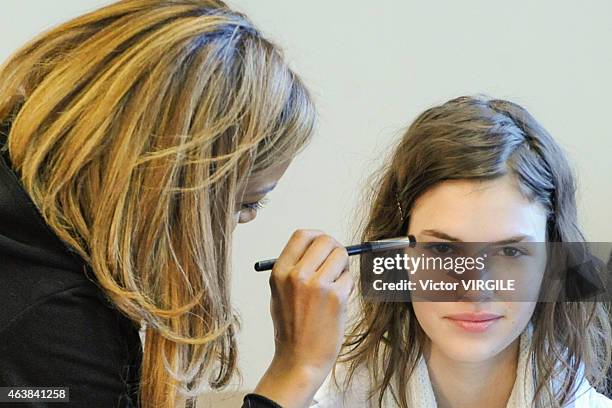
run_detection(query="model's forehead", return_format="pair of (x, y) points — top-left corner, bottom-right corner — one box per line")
(408, 175), (547, 242)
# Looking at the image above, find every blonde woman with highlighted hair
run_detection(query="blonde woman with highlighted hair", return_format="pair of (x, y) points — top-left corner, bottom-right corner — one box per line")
(0, 1), (354, 407)
(312, 96), (611, 407)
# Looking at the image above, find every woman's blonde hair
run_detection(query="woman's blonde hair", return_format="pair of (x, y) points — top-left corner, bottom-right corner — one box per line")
(0, 0), (315, 406)
(341, 95), (611, 407)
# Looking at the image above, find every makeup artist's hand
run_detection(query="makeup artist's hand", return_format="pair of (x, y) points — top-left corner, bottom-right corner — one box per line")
(254, 229), (353, 408)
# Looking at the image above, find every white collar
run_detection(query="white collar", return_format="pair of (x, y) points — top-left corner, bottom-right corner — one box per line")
(311, 328), (611, 407)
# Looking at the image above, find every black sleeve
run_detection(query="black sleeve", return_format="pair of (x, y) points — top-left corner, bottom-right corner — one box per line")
(0, 285), (142, 407)
(242, 393), (284, 408)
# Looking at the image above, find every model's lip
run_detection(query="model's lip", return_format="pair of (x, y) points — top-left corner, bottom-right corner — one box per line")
(444, 313), (503, 322)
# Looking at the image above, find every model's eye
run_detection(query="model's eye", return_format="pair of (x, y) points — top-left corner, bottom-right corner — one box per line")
(494, 246), (527, 257)
(425, 242), (456, 254)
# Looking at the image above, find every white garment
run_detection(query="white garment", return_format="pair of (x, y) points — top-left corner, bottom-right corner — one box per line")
(311, 330), (611, 408)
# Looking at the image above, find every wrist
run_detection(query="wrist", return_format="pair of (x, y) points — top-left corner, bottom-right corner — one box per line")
(254, 358), (328, 408)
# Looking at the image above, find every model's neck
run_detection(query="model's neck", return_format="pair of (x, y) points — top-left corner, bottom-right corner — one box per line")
(424, 338), (519, 408)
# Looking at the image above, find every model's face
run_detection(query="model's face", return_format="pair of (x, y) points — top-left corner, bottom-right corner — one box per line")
(408, 174), (548, 363)
(234, 160), (291, 226)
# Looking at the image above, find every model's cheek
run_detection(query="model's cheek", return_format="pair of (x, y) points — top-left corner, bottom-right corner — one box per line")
(412, 302), (444, 332)
(507, 302), (537, 330)
(493, 302), (535, 352)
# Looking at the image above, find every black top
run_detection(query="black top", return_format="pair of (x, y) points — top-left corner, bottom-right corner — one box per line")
(0, 132), (142, 406)
(0, 130), (283, 408)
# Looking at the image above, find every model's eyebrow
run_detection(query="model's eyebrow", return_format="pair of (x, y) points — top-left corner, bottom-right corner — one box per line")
(420, 229), (534, 244)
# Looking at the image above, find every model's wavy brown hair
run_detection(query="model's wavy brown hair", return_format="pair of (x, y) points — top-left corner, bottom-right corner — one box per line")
(340, 95), (611, 407)
(0, 1), (315, 406)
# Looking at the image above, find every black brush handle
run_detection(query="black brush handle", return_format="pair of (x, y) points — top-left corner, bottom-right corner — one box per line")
(254, 242), (374, 272)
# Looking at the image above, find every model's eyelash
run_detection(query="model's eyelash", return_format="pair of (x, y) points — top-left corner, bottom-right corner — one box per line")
(493, 245), (529, 257)
(241, 197), (269, 211)
(421, 243), (529, 258)
(424, 242), (458, 253)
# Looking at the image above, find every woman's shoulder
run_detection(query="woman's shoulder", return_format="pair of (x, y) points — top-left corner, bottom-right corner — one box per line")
(588, 391), (612, 408)
(572, 380), (612, 408)
(311, 354), (436, 408)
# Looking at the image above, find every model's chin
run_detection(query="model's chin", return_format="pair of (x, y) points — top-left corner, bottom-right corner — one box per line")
(431, 337), (504, 363)
(431, 325), (510, 363)
(442, 345), (500, 363)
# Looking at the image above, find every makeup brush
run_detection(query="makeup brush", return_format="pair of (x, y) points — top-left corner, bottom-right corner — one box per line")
(254, 235), (417, 272)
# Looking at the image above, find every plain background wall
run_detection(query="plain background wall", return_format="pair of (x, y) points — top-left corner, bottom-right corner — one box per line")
(2, 1), (611, 404)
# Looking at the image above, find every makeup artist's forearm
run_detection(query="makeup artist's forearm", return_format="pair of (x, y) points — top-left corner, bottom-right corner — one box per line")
(254, 360), (323, 408)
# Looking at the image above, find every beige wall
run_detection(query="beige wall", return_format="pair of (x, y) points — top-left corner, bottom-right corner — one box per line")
(2, 1), (611, 405)
(226, 0), (612, 399)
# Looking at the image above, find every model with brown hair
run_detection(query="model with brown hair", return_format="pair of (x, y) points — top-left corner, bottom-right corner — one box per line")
(312, 95), (611, 407)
